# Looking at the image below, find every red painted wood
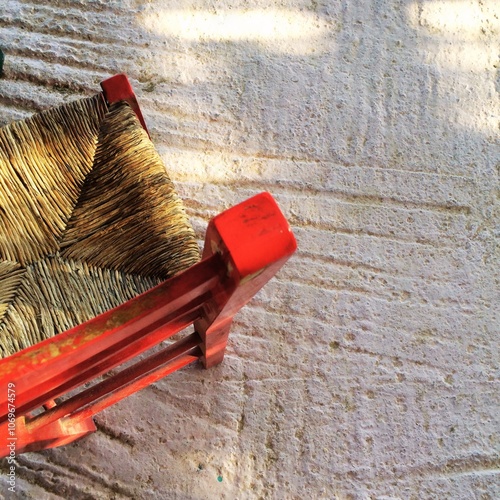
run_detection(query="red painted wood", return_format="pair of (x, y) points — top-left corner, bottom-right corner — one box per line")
(0, 255), (224, 421)
(196, 191), (297, 368)
(26, 333), (201, 432)
(100, 73), (150, 136)
(0, 413), (96, 456)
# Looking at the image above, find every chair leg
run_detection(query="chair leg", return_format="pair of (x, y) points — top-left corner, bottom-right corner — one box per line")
(197, 317), (233, 369)
(0, 413), (96, 456)
(195, 192), (298, 371)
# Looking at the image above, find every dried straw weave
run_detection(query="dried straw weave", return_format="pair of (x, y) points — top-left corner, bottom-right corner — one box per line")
(0, 96), (200, 358)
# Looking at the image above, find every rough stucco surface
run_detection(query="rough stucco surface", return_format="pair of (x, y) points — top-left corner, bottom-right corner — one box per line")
(0, 0), (499, 498)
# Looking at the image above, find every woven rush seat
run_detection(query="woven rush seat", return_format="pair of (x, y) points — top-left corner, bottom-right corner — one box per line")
(0, 94), (200, 358)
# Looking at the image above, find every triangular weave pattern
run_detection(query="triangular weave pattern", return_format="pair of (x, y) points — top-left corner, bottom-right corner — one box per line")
(0, 95), (200, 357)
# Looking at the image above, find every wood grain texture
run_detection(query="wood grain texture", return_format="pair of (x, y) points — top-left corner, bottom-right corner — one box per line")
(0, 0), (498, 498)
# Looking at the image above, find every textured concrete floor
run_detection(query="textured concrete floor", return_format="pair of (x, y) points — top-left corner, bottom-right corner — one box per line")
(0, 0), (499, 499)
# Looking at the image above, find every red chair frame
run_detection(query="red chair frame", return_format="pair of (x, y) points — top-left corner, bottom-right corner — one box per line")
(0, 75), (297, 457)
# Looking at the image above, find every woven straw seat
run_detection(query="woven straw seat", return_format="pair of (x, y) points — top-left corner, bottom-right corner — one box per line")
(0, 94), (200, 358)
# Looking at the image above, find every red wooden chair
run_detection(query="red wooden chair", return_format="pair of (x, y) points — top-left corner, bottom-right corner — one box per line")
(0, 75), (296, 456)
